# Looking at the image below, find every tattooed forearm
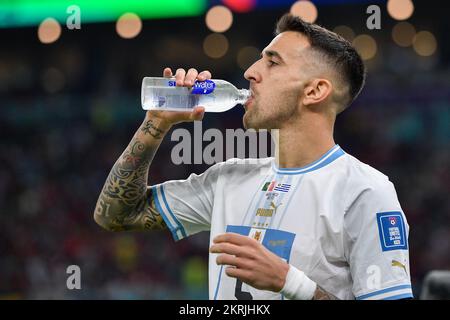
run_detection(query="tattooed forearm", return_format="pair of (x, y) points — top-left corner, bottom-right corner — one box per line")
(312, 285), (340, 300)
(141, 119), (165, 139)
(94, 122), (168, 232)
(102, 139), (148, 207)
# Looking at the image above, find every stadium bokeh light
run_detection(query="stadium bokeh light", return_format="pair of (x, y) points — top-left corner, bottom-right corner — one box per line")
(221, 0), (257, 13)
(352, 34), (377, 60)
(387, 0), (414, 21)
(333, 25), (356, 42)
(37, 18), (61, 44)
(116, 13), (142, 39)
(413, 31), (437, 57)
(290, 0), (318, 23)
(392, 21), (416, 47)
(205, 5), (233, 33)
(203, 33), (229, 58)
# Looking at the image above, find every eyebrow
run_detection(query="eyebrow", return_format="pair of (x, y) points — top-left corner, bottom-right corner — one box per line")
(261, 50), (285, 63)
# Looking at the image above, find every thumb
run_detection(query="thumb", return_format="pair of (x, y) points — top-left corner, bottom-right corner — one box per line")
(190, 106), (205, 121)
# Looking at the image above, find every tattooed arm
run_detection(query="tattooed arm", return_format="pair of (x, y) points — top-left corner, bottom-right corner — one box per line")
(312, 285), (340, 300)
(94, 67), (211, 232)
(94, 117), (170, 231)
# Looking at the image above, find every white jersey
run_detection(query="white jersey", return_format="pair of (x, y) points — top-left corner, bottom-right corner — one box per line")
(151, 145), (413, 300)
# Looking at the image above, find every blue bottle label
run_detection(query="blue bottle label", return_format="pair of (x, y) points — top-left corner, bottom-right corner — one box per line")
(167, 79), (215, 94)
(192, 80), (215, 94)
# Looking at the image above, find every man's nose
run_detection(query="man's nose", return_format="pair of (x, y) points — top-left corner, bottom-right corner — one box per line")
(244, 62), (261, 83)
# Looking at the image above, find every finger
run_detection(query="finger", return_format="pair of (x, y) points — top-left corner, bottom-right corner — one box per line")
(175, 68), (186, 86)
(210, 242), (245, 256)
(197, 70), (212, 81)
(216, 254), (246, 268)
(213, 233), (254, 246)
(184, 68), (198, 86)
(163, 67), (173, 78)
(189, 106), (205, 121)
(225, 267), (252, 282)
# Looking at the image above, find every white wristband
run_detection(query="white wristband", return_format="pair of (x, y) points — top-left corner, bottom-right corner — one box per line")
(280, 265), (317, 300)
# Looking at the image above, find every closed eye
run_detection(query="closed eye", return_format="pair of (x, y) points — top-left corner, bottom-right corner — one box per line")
(268, 60), (278, 67)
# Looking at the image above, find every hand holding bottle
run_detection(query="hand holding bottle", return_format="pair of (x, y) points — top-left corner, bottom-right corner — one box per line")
(142, 68), (250, 117)
(144, 67), (211, 129)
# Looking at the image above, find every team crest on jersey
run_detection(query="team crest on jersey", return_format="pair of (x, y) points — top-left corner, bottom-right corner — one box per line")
(262, 181), (291, 193)
(265, 192), (279, 200)
(376, 211), (408, 251)
(248, 228), (266, 243)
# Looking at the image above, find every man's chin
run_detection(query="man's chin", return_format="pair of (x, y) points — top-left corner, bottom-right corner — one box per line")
(243, 113), (255, 130)
(243, 113), (271, 131)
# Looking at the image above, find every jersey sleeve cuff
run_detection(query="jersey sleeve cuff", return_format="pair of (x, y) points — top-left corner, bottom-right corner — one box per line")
(151, 184), (187, 241)
(355, 284), (413, 300)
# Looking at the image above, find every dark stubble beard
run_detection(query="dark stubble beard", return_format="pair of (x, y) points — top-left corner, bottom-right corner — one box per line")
(243, 94), (299, 130)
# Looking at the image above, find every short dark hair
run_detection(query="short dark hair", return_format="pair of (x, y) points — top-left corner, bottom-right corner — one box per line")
(275, 13), (366, 109)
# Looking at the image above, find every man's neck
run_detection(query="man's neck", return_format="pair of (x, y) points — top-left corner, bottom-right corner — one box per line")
(272, 112), (336, 169)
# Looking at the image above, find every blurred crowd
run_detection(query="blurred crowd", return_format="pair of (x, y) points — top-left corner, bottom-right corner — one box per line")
(1, 7), (449, 299)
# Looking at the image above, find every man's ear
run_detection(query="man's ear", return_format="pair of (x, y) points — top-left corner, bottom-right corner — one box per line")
(302, 78), (333, 106)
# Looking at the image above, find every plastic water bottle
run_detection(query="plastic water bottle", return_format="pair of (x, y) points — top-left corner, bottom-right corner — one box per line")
(141, 77), (250, 112)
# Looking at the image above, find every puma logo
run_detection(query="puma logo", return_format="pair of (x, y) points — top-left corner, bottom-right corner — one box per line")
(392, 260), (407, 275)
(270, 201), (282, 214)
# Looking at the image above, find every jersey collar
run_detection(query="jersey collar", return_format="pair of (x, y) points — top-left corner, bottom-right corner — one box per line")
(271, 144), (345, 175)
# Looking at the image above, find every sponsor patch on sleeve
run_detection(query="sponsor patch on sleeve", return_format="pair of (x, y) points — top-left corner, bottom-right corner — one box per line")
(376, 211), (408, 251)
